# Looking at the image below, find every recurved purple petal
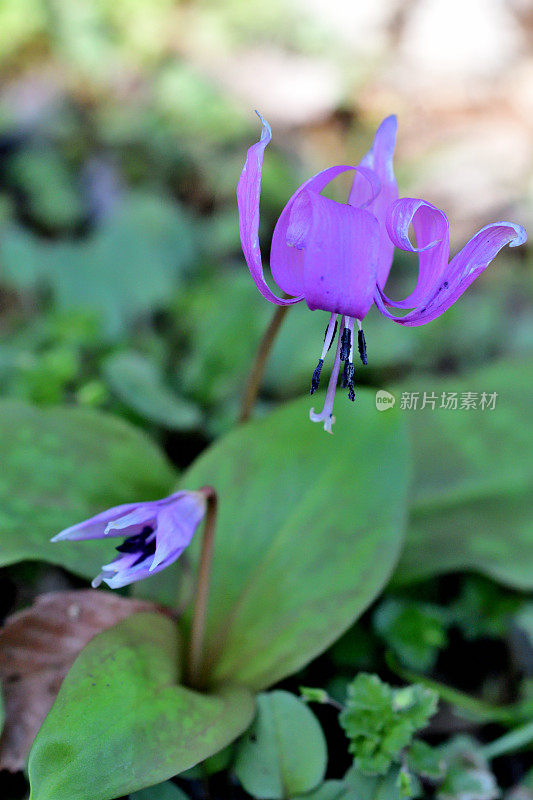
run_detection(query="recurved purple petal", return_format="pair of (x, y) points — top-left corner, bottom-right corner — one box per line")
(285, 189), (380, 319)
(51, 502), (144, 542)
(382, 198), (450, 309)
(376, 219), (527, 326)
(271, 164), (380, 298)
(237, 113), (303, 306)
(349, 115), (398, 287)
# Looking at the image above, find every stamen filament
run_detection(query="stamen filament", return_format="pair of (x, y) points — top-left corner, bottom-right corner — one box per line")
(311, 313), (338, 395)
(341, 316), (356, 400)
(310, 318), (345, 434)
(321, 313), (339, 360)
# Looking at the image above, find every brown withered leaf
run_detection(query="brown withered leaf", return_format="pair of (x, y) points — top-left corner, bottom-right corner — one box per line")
(0, 590), (161, 771)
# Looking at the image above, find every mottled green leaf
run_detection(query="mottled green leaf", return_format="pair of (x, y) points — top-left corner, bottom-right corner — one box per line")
(28, 613), (254, 800)
(234, 691), (327, 799)
(0, 400), (176, 578)
(171, 390), (409, 690)
(394, 359), (533, 589)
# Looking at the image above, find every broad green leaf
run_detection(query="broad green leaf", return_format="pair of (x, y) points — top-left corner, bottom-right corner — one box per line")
(0, 400), (176, 578)
(172, 389), (409, 690)
(234, 691), (327, 799)
(394, 359), (533, 589)
(102, 351), (201, 430)
(28, 613), (254, 800)
(131, 781), (189, 800)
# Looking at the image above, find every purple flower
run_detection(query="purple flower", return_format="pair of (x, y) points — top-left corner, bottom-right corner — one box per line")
(52, 491), (206, 589)
(237, 113), (527, 432)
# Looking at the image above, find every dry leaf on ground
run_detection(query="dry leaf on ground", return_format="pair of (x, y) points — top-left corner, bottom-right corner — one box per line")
(0, 590), (161, 771)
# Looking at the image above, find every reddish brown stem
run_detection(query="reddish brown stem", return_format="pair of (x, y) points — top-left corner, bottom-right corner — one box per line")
(186, 486), (218, 688)
(239, 303), (290, 423)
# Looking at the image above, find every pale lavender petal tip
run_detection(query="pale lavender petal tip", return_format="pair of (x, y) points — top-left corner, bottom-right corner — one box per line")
(254, 110), (272, 143)
(50, 501), (143, 543)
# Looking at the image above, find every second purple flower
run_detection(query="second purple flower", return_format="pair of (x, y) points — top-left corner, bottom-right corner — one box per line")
(52, 491), (206, 589)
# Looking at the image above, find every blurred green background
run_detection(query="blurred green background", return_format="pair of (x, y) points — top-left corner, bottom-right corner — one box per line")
(0, 0), (531, 447)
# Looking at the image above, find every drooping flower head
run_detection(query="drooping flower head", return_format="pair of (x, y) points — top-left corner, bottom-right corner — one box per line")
(237, 112), (527, 432)
(52, 491), (206, 589)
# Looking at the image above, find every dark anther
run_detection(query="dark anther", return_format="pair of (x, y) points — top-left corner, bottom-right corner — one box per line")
(357, 329), (368, 365)
(323, 320), (338, 352)
(342, 361), (355, 388)
(340, 327), (351, 361)
(443, 280), (449, 288)
(116, 525), (155, 562)
(310, 359), (323, 394)
(131, 538), (157, 566)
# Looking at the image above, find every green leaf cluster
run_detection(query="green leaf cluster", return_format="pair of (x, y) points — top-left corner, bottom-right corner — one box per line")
(339, 673), (438, 775)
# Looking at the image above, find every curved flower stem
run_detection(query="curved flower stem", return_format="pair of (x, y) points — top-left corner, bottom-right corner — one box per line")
(187, 486), (218, 688)
(482, 720), (533, 760)
(239, 303), (290, 423)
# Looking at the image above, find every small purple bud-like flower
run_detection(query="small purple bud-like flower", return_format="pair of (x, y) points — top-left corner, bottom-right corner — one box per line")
(51, 491), (207, 589)
(237, 112), (527, 432)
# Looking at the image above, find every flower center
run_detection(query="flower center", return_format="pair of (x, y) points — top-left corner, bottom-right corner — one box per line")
(115, 525), (156, 566)
(310, 315), (368, 403)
